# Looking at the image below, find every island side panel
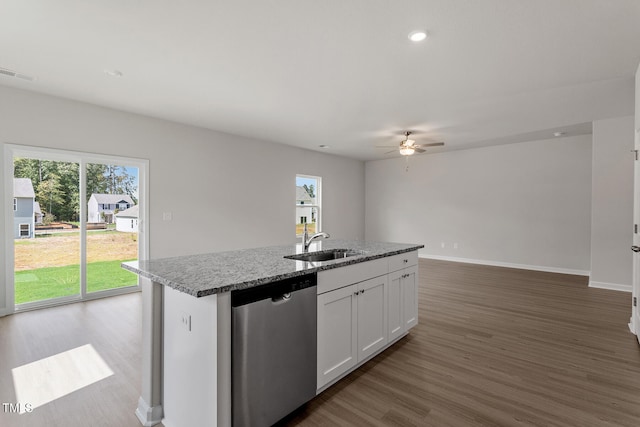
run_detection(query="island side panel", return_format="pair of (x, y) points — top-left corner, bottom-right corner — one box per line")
(163, 286), (218, 427)
(137, 276), (164, 426)
(217, 291), (232, 427)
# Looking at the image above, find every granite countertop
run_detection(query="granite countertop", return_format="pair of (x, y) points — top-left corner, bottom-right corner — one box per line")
(122, 239), (424, 297)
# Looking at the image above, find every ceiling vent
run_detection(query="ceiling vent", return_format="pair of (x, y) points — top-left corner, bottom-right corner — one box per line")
(0, 67), (36, 82)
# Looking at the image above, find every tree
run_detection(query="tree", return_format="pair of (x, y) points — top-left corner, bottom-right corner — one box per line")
(37, 174), (65, 216)
(55, 162), (79, 221)
(86, 163), (108, 197)
(13, 158), (42, 188)
(104, 165), (137, 204)
(14, 158), (137, 221)
(303, 184), (315, 198)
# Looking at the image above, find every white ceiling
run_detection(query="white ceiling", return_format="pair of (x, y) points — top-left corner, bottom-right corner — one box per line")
(1, 0), (639, 161)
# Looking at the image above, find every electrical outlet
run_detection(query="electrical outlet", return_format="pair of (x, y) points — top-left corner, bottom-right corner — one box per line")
(180, 312), (191, 332)
(453, 242), (458, 249)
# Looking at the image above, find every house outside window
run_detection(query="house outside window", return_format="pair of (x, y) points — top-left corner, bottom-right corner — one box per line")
(13, 198), (17, 211)
(296, 175), (321, 237)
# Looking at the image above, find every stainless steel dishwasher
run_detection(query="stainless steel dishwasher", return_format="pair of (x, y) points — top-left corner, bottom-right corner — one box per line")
(232, 273), (317, 427)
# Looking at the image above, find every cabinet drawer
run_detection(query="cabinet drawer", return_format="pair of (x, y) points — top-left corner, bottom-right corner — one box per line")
(318, 258), (388, 294)
(388, 251), (418, 272)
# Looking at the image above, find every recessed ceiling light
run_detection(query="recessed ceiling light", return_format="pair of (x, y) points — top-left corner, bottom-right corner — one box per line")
(553, 132), (565, 137)
(104, 69), (123, 77)
(408, 30), (428, 42)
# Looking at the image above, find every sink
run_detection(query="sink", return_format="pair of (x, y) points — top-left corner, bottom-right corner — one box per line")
(284, 249), (365, 262)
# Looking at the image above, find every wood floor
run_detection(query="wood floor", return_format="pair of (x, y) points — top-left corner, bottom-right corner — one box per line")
(0, 259), (639, 426)
(285, 260), (640, 427)
(0, 293), (146, 427)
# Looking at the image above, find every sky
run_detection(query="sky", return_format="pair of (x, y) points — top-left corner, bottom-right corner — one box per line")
(296, 176), (317, 189)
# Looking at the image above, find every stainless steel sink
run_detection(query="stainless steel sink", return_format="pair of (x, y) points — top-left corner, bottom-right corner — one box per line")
(284, 249), (365, 262)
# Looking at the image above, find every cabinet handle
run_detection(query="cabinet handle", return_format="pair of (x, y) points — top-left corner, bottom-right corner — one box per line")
(403, 259), (408, 263)
(361, 289), (365, 295)
(354, 291), (358, 296)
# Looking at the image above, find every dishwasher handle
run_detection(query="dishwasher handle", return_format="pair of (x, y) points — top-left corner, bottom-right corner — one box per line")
(272, 292), (292, 304)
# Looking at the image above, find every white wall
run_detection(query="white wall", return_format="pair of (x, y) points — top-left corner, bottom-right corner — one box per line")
(0, 85), (365, 314)
(637, 63), (640, 127)
(590, 117), (634, 290)
(366, 136), (593, 274)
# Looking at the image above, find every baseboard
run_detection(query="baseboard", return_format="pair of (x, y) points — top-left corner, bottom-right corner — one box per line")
(135, 396), (163, 427)
(419, 254), (591, 277)
(589, 281), (632, 292)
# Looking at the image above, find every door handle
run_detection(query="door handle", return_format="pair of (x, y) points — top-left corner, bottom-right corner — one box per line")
(632, 246), (640, 253)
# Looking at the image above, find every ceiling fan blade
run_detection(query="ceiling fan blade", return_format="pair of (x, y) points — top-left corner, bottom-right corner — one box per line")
(414, 147), (425, 153)
(384, 149), (397, 154)
(375, 145), (399, 148)
(417, 142), (445, 147)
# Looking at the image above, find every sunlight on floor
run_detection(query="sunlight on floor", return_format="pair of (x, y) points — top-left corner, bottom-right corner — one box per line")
(11, 344), (114, 414)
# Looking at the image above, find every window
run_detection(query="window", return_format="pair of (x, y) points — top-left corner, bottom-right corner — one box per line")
(19, 224), (30, 237)
(13, 198), (17, 211)
(296, 175), (321, 236)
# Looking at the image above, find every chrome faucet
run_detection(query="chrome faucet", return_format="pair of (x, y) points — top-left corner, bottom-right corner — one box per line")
(302, 223), (330, 252)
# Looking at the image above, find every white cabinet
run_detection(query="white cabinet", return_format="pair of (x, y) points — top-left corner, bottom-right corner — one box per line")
(356, 276), (388, 361)
(388, 270), (404, 342)
(317, 251), (419, 391)
(388, 253), (419, 342)
(317, 276), (388, 389)
(402, 265), (418, 330)
(317, 284), (358, 388)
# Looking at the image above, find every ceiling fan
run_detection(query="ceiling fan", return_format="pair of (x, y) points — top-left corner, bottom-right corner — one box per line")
(377, 131), (444, 156)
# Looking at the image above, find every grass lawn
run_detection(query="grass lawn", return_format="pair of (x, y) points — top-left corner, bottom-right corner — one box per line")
(15, 260), (138, 304)
(15, 231), (137, 271)
(295, 222), (316, 235)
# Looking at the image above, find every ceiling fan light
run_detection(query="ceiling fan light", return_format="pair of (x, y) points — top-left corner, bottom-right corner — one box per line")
(399, 146), (415, 156)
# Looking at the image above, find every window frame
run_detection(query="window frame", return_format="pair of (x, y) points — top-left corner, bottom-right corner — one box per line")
(4, 143), (149, 314)
(296, 174), (321, 237)
(19, 223), (30, 237)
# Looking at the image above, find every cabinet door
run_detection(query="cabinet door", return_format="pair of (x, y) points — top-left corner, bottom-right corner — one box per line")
(317, 284), (358, 389)
(402, 265), (418, 330)
(387, 270), (405, 342)
(357, 276), (388, 361)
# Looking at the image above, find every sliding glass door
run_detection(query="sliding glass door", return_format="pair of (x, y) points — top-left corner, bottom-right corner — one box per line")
(86, 163), (139, 293)
(13, 158), (81, 305)
(6, 145), (148, 311)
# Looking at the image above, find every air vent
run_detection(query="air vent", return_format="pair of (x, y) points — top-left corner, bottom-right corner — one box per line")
(0, 67), (36, 82)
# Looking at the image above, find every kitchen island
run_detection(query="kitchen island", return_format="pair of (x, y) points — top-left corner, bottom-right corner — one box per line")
(123, 239), (423, 427)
